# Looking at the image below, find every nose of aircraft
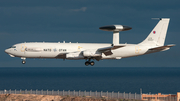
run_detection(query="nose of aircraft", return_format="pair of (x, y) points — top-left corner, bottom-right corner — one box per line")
(5, 49), (10, 54)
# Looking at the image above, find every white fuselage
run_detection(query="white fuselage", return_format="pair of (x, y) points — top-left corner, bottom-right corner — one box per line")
(5, 42), (152, 60)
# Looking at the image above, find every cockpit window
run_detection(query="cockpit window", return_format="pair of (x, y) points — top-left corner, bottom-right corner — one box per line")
(11, 46), (16, 48)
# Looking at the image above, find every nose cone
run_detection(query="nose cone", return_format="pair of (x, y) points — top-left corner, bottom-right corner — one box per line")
(5, 49), (10, 54)
(5, 49), (8, 53)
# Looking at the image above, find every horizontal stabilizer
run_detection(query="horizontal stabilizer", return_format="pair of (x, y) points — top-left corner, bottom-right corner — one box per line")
(149, 44), (175, 51)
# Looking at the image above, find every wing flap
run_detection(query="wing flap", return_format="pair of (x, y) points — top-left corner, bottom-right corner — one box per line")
(98, 45), (125, 56)
(104, 50), (113, 56)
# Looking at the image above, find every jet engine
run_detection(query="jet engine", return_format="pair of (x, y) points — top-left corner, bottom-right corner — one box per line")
(66, 52), (83, 59)
(83, 50), (101, 57)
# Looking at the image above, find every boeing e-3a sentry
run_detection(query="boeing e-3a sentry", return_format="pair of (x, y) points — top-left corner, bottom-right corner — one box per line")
(5, 18), (175, 66)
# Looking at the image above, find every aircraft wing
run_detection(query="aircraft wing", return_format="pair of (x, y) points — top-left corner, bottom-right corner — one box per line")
(98, 45), (125, 56)
(149, 44), (175, 51)
(55, 45), (125, 59)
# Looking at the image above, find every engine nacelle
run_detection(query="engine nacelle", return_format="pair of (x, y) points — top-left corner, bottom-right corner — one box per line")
(83, 50), (101, 57)
(99, 25), (132, 32)
(66, 52), (84, 59)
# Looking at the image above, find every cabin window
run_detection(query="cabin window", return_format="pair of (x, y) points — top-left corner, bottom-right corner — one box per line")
(10, 46), (16, 48)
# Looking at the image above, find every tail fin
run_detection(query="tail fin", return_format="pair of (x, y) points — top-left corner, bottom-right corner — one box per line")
(140, 18), (170, 46)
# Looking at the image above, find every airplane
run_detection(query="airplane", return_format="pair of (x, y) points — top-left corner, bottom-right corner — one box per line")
(5, 18), (175, 66)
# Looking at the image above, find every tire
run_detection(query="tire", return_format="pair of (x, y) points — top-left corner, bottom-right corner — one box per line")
(85, 61), (89, 66)
(22, 60), (26, 64)
(90, 61), (95, 66)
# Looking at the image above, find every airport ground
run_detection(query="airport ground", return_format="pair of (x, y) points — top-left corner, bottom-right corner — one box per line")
(0, 94), (142, 101)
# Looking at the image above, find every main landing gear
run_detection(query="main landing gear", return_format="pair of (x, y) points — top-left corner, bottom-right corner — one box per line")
(85, 58), (95, 66)
(21, 57), (26, 64)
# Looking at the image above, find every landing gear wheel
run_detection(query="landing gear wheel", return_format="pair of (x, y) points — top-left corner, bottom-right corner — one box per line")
(22, 60), (26, 64)
(90, 61), (95, 66)
(85, 58), (95, 66)
(85, 61), (90, 66)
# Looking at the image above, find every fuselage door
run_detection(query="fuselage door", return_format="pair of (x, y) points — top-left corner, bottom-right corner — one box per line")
(21, 44), (26, 54)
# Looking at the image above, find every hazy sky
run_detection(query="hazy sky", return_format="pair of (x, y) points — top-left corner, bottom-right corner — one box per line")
(0, 0), (179, 67)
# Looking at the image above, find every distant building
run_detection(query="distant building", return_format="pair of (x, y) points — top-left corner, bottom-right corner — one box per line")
(142, 92), (180, 101)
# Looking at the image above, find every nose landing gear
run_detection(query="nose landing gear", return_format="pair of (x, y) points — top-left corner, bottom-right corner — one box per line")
(22, 60), (26, 64)
(21, 57), (26, 64)
(85, 58), (95, 66)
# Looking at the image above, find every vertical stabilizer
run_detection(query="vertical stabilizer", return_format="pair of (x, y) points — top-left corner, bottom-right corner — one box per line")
(140, 18), (170, 46)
